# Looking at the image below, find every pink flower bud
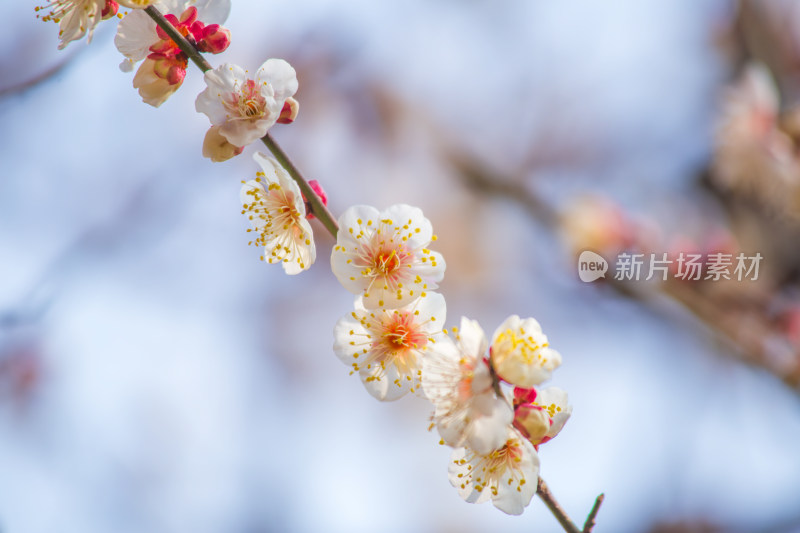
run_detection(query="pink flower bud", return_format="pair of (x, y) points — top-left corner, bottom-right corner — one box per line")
(302, 179), (328, 220)
(277, 97), (300, 124)
(513, 386), (537, 406)
(101, 0), (119, 20)
(198, 24), (231, 54)
(151, 56), (186, 85)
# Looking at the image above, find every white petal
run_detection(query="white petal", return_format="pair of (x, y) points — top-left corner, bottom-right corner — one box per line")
(193, 0), (231, 23)
(359, 363), (409, 402)
(381, 204), (433, 249)
(257, 58), (299, 102)
(115, 9), (157, 63)
(448, 448), (491, 504)
(457, 317), (487, 360)
(220, 117), (273, 147)
(464, 395), (513, 454)
(196, 64), (242, 125)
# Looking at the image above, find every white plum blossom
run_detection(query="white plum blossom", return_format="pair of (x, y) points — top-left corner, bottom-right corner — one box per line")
(333, 293), (446, 401)
(513, 386), (572, 447)
(331, 204), (445, 310)
(37, 0), (116, 50)
(423, 317), (512, 454)
(196, 60), (299, 147)
(240, 152), (315, 274)
(449, 427), (539, 515)
(490, 315), (561, 388)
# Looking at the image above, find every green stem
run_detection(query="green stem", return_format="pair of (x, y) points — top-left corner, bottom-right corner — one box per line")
(143, 6), (338, 237)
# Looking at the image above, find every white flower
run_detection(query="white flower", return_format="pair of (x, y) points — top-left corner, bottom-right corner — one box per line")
(423, 317), (512, 454)
(448, 427), (539, 515)
(490, 315), (561, 388)
(513, 386), (572, 447)
(333, 292), (446, 401)
(195, 60), (299, 147)
(114, 0), (230, 72)
(240, 152), (315, 274)
(37, 0), (107, 50)
(331, 204), (446, 310)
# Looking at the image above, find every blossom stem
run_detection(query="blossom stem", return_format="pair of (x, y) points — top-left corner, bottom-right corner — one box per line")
(144, 6), (212, 73)
(536, 478), (582, 533)
(260, 134), (339, 237)
(143, 6), (338, 237)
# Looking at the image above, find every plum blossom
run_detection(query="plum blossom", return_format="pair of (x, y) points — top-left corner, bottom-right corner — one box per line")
(36, 0), (119, 50)
(331, 204), (445, 310)
(512, 386), (572, 448)
(490, 315), (561, 388)
(423, 317), (512, 454)
(333, 293), (446, 401)
(240, 152), (315, 274)
(449, 427), (539, 515)
(196, 60), (299, 147)
(115, 0), (231, 106)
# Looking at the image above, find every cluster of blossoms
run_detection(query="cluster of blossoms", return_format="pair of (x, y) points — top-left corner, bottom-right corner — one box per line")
(40, 0), (298, 163)
(328, 207), (572, 515)
(40, 0), (575, 519)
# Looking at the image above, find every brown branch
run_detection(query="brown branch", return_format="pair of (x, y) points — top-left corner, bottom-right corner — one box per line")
(582, 493), (605, 533)
(536, 478), (582, 533)
(449, 151), (800, 395)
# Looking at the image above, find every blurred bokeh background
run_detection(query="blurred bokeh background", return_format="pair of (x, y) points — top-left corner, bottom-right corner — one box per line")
(3, 0), (800, 531)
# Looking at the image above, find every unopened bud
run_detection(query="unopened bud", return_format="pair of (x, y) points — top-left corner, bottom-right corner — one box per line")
(202, 126), (244, 162)
(101, 0), (118, 19)
(133, 59), (181, 108)
(513, 404), (550, 443)
(302, 179), (328, 219)
(277, 97), (300, 124)
(198, 24), (231, 54)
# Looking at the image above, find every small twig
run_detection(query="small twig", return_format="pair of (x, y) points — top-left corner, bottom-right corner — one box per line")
(143, 6), (338, 238)
(537, 478), (582, 533)
(582, 493), (605, 532)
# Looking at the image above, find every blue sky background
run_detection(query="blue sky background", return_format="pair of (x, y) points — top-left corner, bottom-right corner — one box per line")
(2, 1), (800, 532)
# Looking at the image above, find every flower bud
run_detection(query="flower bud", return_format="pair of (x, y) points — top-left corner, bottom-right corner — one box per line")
(302, 179), (327, 219)
(513, 404), (550, 443)
(198, 24), (231, 54)
(203, 126), (244, 162)
(133, 59), (181, 108)
(101, 1), (119, 20)
(277, 97), (300, 124)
